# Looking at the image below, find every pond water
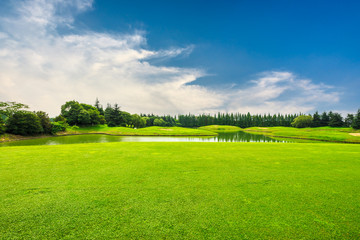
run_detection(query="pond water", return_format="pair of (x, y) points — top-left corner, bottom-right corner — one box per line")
(0, 131), (294, 147)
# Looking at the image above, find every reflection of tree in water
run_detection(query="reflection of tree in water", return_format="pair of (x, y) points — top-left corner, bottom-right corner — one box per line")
(216, 131), (291, 143)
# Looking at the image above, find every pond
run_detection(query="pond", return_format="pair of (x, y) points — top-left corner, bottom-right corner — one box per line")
(0, 131), (294, 147)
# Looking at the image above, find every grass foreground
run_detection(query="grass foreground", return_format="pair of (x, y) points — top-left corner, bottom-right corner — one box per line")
(243, 126), (360, 143)
(62, 125), (217, 136)
(1, 142), (360, 239)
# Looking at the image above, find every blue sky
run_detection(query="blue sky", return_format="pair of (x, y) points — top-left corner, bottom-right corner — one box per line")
(0, 0), (359, 116)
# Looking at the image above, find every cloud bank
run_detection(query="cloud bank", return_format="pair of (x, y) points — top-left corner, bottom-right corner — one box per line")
(0, 0), (340, 116)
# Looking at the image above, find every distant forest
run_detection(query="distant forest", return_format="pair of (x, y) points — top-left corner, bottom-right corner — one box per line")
(1, 99), (360, 136)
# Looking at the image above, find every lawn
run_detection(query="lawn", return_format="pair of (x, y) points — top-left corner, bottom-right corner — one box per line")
(62, 125), (217, 136)
(1, 142), (359, 239)
(198, 125), (242, 133)
(243, 126), (360, 143)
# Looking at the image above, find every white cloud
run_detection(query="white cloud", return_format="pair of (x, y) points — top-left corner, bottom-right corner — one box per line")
(223, 72), (340, 114)
(0, 0), (340, 116)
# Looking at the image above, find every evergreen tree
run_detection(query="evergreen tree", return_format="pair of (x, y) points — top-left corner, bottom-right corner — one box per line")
(329, 112), (343, 127)
(104, 104), (115, 127)
(320, 112), (330, 126)
(344, 114), (354, 127)
(352, 109), (360, 129)
(36, 111), (52, 134)
(94, 98), (104, 116)
(312, 111), (321, 127)
(0, 116), (5, 134)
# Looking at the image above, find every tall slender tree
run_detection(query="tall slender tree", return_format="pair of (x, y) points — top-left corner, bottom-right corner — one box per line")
(352, 109), (360, 129)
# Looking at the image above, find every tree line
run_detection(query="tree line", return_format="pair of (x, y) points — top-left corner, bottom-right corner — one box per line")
(1, 99), (359, 136)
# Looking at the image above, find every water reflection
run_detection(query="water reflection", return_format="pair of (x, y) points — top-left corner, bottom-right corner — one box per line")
(0, 131), (294, 147)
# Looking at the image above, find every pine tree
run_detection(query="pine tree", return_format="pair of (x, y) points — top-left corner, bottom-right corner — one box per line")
(329, 112), (343, 127)
(312, 111), (322, 127)
(94, 98), (104, 116)
(352, 109), (360, 129)
(320, 112), (330, 126)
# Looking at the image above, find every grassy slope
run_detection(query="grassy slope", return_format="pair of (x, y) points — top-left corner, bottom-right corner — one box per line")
(198, 125), (242, 133)
(243, 126), (360, 143)
(1, 142), (360, 239)
(62, 125), (217, 136)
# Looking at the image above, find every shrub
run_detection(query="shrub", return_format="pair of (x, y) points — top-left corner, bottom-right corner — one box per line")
(50, 121), (67, 134)
(0, 116), (5, 134)
(291, 115), (313, 128)
(6, 111), (43, 135)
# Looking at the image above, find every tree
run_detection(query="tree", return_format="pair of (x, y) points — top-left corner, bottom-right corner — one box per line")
(94, 98), (104, 116)
(320, 112), (330, 126)
(344, 114), (354, 127)
(61, 100), (102, 126)
(130, 114), (146, 128)
(77, 109), (91, 125)
(54, 115), (67, 123)
(329, 112), (343, 127)
(312, 111), (321, 127)
(6, 111), (43, 136)
(153, 118), (167, 126)
(291, 115), (313, 128)
(36, 111), (52, 134)
(0, 101), (29, 117)
(61, 101), (83, 125)
(352, 109), (360, 129)
(0, 117), (5, 134)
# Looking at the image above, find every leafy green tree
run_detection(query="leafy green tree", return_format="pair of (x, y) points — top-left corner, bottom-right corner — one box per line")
(77, 109), (91, 125)
(61, 101), (83, 125)
(329, 112), (343, 127)
(130, 114), (146, 128)
(291, 115), (313, 128)
(54, 115), (67, 123)
(6, 111), (43, 135)
(61, 100), (102, 126)
(0, 101), (29, 117)
(312, 111), (321, 127)
(36, 111), (52, 134)
(153, 118), (167, 126)
(352, 109), (360, 129)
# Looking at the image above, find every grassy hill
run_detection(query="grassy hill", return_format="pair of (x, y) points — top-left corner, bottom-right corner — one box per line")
(243, 126), (360, 143)
(62, 125), (217, 136)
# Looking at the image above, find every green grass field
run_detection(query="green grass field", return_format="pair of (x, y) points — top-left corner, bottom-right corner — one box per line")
(1, 142), (360, 239)
(63, 125), (217, 136)
(243, 126), (360, 143)
(198, 125), (242, 133)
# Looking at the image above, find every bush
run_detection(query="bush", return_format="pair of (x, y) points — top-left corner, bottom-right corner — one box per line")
(0, 116), (5, 134)
(50, 121), (67, 134)
(6, 111), (43, 135)
(291, 115), (313, 128)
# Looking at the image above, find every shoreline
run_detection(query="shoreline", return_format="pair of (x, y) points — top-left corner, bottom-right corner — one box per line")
(242, 130), (360, 144)
(0, 132), (217, 143)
